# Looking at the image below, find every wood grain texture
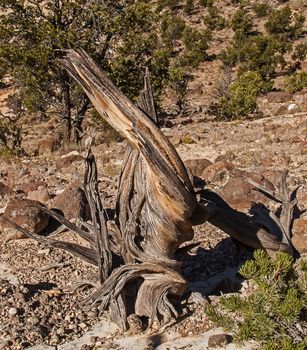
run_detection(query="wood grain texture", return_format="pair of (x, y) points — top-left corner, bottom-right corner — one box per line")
(2, 49), (298, 332)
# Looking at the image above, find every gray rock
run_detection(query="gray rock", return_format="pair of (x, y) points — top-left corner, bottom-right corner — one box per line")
(208, 333), (232, 348)
(27, 188), (51, 204)
(2, 199), (49, 238)
(8, 307), (17, 316)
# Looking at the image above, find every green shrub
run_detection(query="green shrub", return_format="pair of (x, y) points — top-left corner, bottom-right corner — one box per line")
(204, 6), (226, 30)
(0, 147), (15, 160)
(168, 65), (189, 111)
(221, 33), (289, 78)
(230, 8), (253, 34)
(0, 119), (22, 153)
(161, 15), (186, 46)
(284, 72), (307, 93)
(265, 5), (305, 40)
(253, 3), (270, 18)
(292, 43), (307, 62)
(205, 250), (307, 349)
(199, 0), (214, 7)
(184, 0), (194, 14)
(182, 27), (211, 51)
(211, 71), (272, 120)
(159, 0), (181, 11)
(182, 134), (194, 144)
(181, 27), (212, 66)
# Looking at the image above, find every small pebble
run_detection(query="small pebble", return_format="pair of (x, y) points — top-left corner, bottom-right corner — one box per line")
(8, 308), (17, 316)
(90, 336), (98, 344)
(79, 322), (87, 330)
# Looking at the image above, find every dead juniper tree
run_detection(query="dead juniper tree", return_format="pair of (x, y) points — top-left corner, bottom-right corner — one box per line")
(3, 49), (299, 332)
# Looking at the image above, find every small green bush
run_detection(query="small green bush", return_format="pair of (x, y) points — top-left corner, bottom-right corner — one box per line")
(161, 15), (186, 46)
(284, 72), (307, 93)
(292, 43), (307, 62)
(182, 27), (211, 51)
(211, 71), (272, 120)
(182, 134), (194, 144)
(184, 0), (194, 14)
(204, 6), (226, 30)
(230, 8), (253, 34)
(205, 250), (307, 349)
(253, 3), (270, 18)
(159, 0), (181, 11)
(181, 27), (212, 66)
(221, 33), (289, 78)
(168, 65), (189, 111)
(0, 120), (22, 153)
(199, 0), (214, 7)
(265, 5), (305, 40)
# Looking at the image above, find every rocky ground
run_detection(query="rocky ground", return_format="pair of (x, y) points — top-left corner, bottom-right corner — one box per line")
(0, 91), (306, 349)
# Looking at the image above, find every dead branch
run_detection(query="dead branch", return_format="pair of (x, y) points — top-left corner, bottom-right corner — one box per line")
(3, 49), (301, 332)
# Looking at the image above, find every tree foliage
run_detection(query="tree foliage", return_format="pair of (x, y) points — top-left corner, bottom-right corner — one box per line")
(284, 72), (307, 93)
(0, 119), (22, 154)
(0, 0), (171, 142)
(161, 14), (186, 47)
(211, 71), (272, 120)
(222, 33), (290, 78)
(265, 5), (305, 40)
(199, 0), (214, 7)
(221, 4), (305, 80)
(253, 3), (270, 18)
(230, 7), (253, 35)
(184, 0), (194, 14)
(203, 6), (226, 30)
(205, 250), (307, 349)
(181, 27), (212, 67)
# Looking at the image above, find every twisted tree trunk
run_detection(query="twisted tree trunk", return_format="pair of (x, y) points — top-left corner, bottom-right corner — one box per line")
(2, 49), (297, 332)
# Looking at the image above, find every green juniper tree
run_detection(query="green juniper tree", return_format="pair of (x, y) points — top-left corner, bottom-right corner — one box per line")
(205, 250), (307, 350)
(284, 72), (307, 93)
(0, 0), (170, 143)
(203, 6), (226, 31)
(211, 71), (272, 120)
(184, 0), (194, 14)
(214, 4), (305, 120)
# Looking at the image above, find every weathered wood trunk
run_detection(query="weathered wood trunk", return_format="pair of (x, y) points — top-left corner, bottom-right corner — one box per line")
(2, 49), (297, 332)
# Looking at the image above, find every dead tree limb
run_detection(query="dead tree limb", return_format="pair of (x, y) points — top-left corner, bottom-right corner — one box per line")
(3, 49), (300, 332)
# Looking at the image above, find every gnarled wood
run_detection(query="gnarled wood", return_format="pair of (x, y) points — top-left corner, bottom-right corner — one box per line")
(2, 49), (299, 332)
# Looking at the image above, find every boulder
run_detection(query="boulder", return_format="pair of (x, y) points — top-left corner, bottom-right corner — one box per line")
(292, 218), (307, 236)
(50, 181), (90, 220)
(221, 173), (275, 212)
(169, 134), (182, 146)
(292, 218), (307, 254)
(201, 161), (238, 185)
(208, 334), (232, 348)
(0, 182), (10, 197)
(184, 158), (212, 179)
(27, 188), (51, 204)
(292, 234), (307, 254)
(18, 180), (46, 195)
(266, 92), (293, 103)
(1, 199), (49, 238)
(55, 152), (83, 170)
